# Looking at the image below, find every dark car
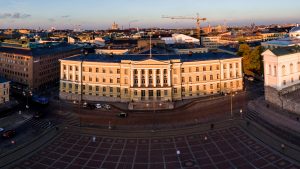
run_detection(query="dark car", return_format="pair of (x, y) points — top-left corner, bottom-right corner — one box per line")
(33, 112), (44, 119)
(2, 130), (16, 138)
(83, 102), (95, 110)
(117, 112), (128, 118)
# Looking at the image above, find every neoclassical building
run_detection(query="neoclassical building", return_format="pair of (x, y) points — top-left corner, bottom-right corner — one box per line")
(263, 46), (300, 113)
(59, 53), (243, 105)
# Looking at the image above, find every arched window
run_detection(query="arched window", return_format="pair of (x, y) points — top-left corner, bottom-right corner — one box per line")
(274, 66), (277, 76)
(290, 63), (294, 74)
(269, 65), (271, 75)
(282, 65), (286, 76)
(298, 62), (300, 72)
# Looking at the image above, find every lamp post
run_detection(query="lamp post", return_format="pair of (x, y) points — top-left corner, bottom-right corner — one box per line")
(23, 90), (30, 113)
(79, 49), (88, 127)
(226, 90), (236, 119)
(230, 93), (234, 118)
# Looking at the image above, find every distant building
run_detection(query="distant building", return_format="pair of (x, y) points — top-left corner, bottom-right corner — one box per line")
(161, 34), (200, 45)
(0, 77), (9, 104)
(111, 22), (120, 30)
(0, 43), (81, 92)
(67, 36), (80, 44)
(202, 36), (221, 49)
(261, 25), (300, 49)
(59, 53), (243, 107)
(95, 49), (129, 55)
(263, 46), (300, 113)
(174, 48), (208, 54)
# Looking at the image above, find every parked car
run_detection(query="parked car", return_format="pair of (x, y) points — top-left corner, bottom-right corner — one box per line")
(33, 112), (44, 119)
(0, 128), (4, 134)
(2, 130), (16, 138)
(247, 77), (255, 81)
(117, 112), (128, 118)
(103, 104), (111, 110)
(95, 104), (102, 109)
(83, 102), (88, 108)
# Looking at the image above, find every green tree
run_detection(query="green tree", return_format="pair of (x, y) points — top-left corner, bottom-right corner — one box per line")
(249, 46), (263, 75)
(238, 44), (263, 76)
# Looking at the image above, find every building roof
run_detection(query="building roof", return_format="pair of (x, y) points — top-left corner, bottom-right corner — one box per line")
(290, 26), (300, 33)
(270, 46), (300, 56)
(0, 77), (9, 83)
(262, 37), (300, 46)
(62, 52), (240, 63)
(0, 43), (81, 57)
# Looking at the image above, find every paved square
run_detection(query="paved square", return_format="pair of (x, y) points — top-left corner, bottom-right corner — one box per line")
(10, 126), (300, 169)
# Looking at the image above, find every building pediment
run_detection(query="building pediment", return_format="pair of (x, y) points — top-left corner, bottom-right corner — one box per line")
(133, 59), (169, 65)
(262, 49), (276, 57)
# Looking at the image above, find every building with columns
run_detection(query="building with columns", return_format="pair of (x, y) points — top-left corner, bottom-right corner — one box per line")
(263, 46), (300, 114)
(59, 53), (243, 106)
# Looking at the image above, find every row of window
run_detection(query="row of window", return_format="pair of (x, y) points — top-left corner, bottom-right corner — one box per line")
(180, 81), (240, 93)
(268, 62), (300, 76)
(62, 83), (129, 95)
(63, 75), (127, 84)
(62, 63), (240, 75)
(282, 76), (300, 86)
(0, 54), (30, 61)
(62, 80), (240, 94)
(1, 69), (29, 78)
(180, 63), (239, 73)
(63, 65), (124, 74)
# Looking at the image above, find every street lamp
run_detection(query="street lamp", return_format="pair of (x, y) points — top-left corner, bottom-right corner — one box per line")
(79, 49), (88, 127)
(240, 109), (243, 119)
(230, 91), (238, 118)
(152, 102), (162, 132)
(23, 90), (29, 113)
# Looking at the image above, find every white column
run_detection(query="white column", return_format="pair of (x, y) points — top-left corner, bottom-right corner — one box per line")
(220, 62), (224, 80)
(238, 61), (242, 77)
(145, 69), (149, 87)
(265, 63), (269, 86)
(60, 64), (64, 80)
(130, 69), (134, 87)
(226, 63), (230, 79)
(277, 64), (282, 89)
(138, 69), (141, 87)
(66, 65), (69, 80)
(233, 62), (236, 78)
(160, 69), (164, 87)
(79, 63), (82, 81)
(73, 65), (76, 81)
(153, 69), (157, 87)
(167, 69), (171, 86)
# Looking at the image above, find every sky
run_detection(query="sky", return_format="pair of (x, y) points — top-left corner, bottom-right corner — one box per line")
(0, 0), (300, 30)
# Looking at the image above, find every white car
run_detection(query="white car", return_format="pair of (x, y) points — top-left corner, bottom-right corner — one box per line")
(103, 104), (111, 110)
(248, 77), (255, 81)
(95, 104), (102, 109)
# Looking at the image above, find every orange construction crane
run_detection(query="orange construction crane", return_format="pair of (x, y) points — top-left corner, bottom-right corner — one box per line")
(162, 13), (206, 41)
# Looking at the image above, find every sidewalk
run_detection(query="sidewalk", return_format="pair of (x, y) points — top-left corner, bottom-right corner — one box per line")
(248, 97), (300, 134)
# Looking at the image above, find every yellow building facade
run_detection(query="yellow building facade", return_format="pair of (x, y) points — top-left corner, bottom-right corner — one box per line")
(0, 78), (9, 104)
(59, 53), (243, 103)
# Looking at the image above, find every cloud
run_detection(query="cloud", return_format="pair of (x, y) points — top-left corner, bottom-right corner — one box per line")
(0, 13), (12, 19)
(61, 15), (70, 18)
(0, 12), (31, 19)
(48, 18), (55, 22)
